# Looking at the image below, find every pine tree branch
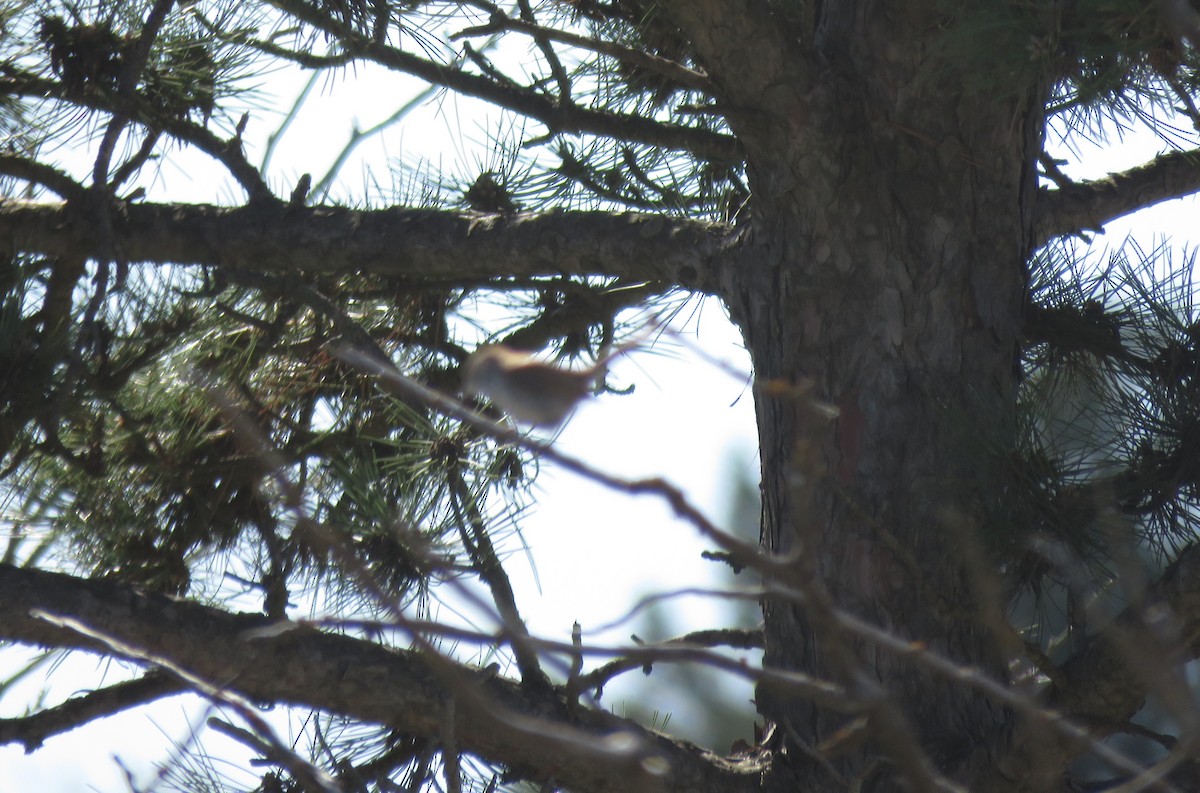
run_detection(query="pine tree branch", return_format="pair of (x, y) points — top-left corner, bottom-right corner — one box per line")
(447, 466), (551, 694)
(92, 0), (176, 188)
(498, 280), (665, 351)
(515, 0), (572, 102)
(270, 0), (739, 162)
(449, 9), (712, 93)
(0, 199), (731, 293)
(579, 628), (764, 693)
(0, 155), (88, 202)
(0, 564), (763, 793)
(0, 72), (274, 202)
(1034, 148), (1200, 246)
(0, 672), (183, 752)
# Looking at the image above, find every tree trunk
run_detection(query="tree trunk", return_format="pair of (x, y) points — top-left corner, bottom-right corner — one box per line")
(719, 11), (1047, 790)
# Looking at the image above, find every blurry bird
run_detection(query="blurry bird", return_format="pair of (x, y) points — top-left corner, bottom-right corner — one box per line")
(462, 345), (604, 426)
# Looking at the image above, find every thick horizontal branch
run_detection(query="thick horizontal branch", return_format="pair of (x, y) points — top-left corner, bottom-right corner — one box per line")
(1035, 147), (1200, 245)
(0, 564), (761, 793)
(0, 199), (733, 293)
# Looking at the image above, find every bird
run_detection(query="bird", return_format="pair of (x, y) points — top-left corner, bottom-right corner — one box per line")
(462, 345), (611, 426)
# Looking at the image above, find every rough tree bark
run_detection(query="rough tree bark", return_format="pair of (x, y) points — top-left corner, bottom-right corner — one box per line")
(663, 3), (1045, 789)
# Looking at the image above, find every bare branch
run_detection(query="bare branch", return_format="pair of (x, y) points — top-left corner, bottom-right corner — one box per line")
(35, 610), (341, 793)
(447, 466), (550, 692)
(0, 199), (731, 293)
(516, 0), (571, 101)
(580, 628), (763, 692)
(1035, 148), (1200, 245)
(310, 81), (447, 202)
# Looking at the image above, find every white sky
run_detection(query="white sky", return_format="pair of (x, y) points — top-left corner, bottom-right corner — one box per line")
(4, 37), (1200, 793)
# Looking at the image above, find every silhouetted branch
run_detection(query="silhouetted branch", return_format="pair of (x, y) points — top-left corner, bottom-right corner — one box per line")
(450, 9), (711, 93)
(0, 72), (273, 201)
(93, 0), (176, 187)
(36, 610), (340, 793)
(1035, 148), (1200, 245)
(447, 466), (550, 692)
(579, 627), (763, 691)
(0, 672), (182, 752)
(0, 564), (764, 793)
(0, 155), (88, 201)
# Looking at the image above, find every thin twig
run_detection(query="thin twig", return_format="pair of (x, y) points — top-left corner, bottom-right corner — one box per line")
(451, 11), (711, 93)
(516, 0), (572, 101)
(92, 0), (177, 188)
(31, 611), (339, 793)
(262, 70), (319, 174)
(447, 466), (550, 691)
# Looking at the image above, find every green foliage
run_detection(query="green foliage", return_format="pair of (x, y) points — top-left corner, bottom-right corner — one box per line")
(935, 0), (1200, 135)
(0, 253), (533, 606)
(996, 240), (1200, 597)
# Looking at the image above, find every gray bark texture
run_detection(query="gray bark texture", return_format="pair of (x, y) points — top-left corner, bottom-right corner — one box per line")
(661, 2), (1046, 789)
